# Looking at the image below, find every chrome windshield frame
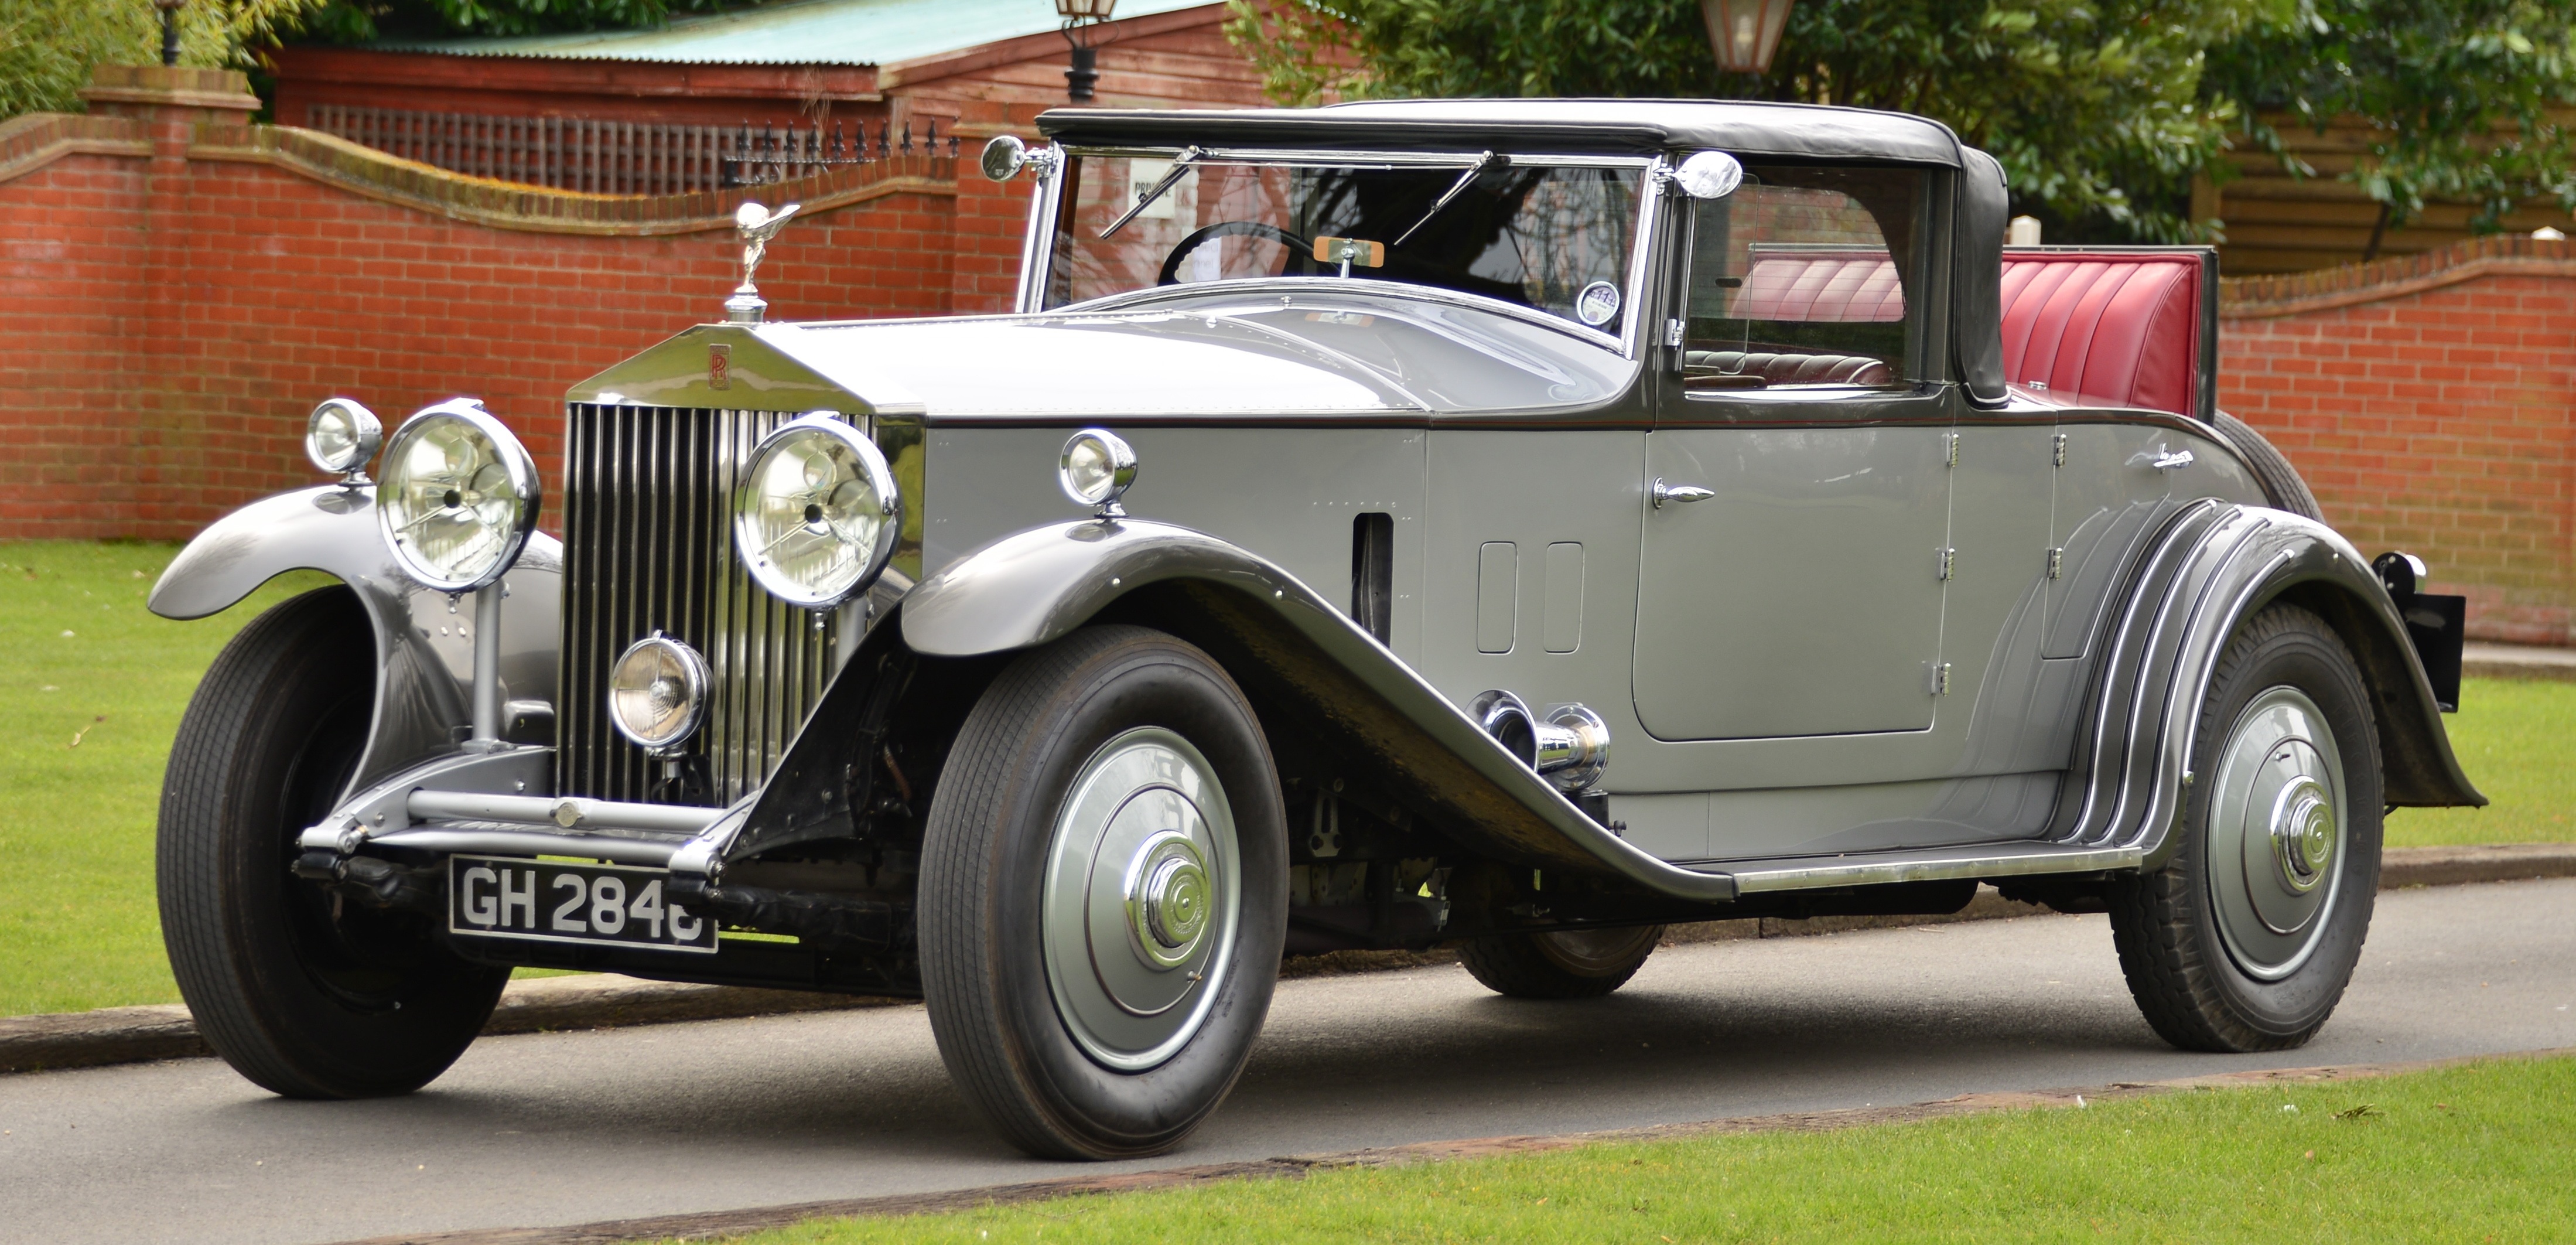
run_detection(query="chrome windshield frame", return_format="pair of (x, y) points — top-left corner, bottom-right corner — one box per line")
(1023, 146), (1663, 354)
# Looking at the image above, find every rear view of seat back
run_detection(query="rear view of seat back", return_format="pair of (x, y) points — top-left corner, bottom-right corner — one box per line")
(2000, 249), (2212, 416)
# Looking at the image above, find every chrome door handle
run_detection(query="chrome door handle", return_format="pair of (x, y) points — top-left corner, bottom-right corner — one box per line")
(1652, 478), (1716, 509)
(2130, 444), (2195, 472)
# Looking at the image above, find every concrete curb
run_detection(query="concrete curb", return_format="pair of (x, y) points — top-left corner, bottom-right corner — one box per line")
(2464, 641), (2576, 683)
(9, 843), (2573, 1076)
(329, 1044), (2576, 1244)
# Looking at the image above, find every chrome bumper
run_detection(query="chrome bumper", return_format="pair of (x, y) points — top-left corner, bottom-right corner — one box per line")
(295, 746), (747, 875)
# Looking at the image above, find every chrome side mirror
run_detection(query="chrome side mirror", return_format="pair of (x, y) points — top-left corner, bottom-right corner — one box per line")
(1672, 150), (1745, 200)
(980, 135), (1028, 181)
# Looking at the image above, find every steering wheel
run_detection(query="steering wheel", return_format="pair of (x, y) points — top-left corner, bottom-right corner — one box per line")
(1157, 220), (1318, 286)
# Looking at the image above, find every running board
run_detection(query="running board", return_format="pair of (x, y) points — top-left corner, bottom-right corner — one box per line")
(1685, 842), (2145, 896)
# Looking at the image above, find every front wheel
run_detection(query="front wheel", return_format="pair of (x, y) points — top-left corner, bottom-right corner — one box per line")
(2109, 603), (2382, 1052)
(158, 586), (508, 1098)
(919, 626), (1288, 1159)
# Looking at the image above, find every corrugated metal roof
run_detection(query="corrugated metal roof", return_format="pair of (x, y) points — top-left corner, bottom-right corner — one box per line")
(365, 0), (1217, 67)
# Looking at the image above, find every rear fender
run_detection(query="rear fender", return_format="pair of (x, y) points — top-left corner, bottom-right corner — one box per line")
(744, 519), (1738, 901)
(149, 485), (562, 795)
(2055, 501), (2483, 865)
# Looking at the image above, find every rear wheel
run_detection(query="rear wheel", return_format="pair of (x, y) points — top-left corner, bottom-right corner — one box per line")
(2108, 603), (2381, 1052)
(158, 586), (508, 1097)
(1461, 925), (1663, 999)
(919, 626), (1288, 1159)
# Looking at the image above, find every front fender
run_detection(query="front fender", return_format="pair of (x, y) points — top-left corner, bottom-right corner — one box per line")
(149, 485), (562, 795)
(896, 520), (1740, 902)
(2055, 501), (2483, 864)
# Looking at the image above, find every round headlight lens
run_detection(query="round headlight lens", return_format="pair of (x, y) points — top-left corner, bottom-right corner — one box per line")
(733, 414), (901, 608)
(306, 398), (382, 476)
(609, 635), (709, 752)
(1058, 428), (1137, 511)
(375, 401), (541, 593)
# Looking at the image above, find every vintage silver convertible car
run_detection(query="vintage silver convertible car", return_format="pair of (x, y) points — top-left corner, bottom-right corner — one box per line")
(152, 99), (2481, 1159)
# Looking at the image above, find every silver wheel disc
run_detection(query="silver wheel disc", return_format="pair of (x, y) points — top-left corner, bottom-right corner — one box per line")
(1041, 727), (1240, 1072)
(2206, 685), (2348, 981)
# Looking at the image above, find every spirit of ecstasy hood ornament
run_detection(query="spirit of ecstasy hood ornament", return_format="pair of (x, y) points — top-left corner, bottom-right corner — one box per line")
(725, 200), (802, 325)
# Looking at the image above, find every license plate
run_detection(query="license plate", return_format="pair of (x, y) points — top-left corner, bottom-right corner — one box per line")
(448, 855), (717, 953)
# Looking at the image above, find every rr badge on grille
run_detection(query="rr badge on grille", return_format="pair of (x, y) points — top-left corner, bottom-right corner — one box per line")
(708, 343), (732, 390)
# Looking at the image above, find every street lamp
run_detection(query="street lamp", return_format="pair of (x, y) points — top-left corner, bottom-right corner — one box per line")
(154, 0), (185, 67)
(1699, 0), (1795, 75)
(1057, 0), (1116, 104)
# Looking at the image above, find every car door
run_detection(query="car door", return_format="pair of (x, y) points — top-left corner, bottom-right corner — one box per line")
(1633, 163), (1953, 742)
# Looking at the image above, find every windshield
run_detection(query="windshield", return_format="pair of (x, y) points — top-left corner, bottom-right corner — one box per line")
(1044, 153), (1646, 334)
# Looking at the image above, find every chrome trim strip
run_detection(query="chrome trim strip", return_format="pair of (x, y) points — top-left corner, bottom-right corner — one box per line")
(408, 790), (723, 835)
(1059, 145), (1656, 169)
(1719, 844), (2145, 895)
(1016, 152), (1067, 315)
(365, 826), (684, 867)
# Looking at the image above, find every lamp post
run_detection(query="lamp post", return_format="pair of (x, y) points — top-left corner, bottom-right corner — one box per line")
(1057, 0), (1115, 103)
(1698, 0), (1795, 77)
(154, 0), (185, 67)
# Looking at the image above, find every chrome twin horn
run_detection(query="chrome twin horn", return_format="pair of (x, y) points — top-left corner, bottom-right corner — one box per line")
(1470, 691), (1610, 792)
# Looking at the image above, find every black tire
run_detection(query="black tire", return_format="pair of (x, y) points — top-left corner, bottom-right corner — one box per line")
(158, 586), (508, 1097)
(918, 625), (1288, 1159)
(2213, 410), (2325, 521)
(2108, 603), (2382, 1052)
(1460, 925), (1663, 1000)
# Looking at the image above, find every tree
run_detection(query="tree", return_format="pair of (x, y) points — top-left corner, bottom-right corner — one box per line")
(2208, 0), (2576, 243)
(299, 0), (728, 42)
(1, 0), (321, 119)
(1226, 0), (2576, 244)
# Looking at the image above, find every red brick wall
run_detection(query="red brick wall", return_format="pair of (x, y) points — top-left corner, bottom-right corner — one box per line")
(2222, 238), (2576, 645)
(1, 114), (972, 540)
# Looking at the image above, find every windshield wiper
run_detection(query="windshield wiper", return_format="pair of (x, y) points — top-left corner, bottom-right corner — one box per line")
(1391, 151), (1504, 248)
(1098, 146), (1204, 240)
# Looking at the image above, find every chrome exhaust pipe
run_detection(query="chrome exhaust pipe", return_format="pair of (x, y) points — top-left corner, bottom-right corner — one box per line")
(1470, 691), (1610, 792)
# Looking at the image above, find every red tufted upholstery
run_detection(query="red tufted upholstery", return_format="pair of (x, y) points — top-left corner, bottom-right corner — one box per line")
(1734, 246), (1905, 323)
(1999, 251), (2203, 414)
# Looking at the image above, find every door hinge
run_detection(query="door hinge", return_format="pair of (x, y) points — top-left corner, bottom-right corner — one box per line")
(2052, 432), (2068, 468)
(1945, 432), (1960, 467)
(2047, 547), (2063, 579)
(1664, 318), (1685, 347)
(1926, 662), (1952, 695)
(1938, 547), (1956, 581)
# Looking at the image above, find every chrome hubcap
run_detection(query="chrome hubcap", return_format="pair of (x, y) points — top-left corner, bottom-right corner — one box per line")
(2208, 686), (2347, 980)
(1041, 728), (1238, 1072)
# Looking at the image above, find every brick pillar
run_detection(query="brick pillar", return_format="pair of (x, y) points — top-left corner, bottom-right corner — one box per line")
(75, 66), (263, 508)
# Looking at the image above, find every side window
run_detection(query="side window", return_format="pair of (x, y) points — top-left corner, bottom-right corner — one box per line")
(1682, 166), (1926, 394)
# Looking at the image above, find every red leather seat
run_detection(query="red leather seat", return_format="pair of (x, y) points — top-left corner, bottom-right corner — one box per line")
(2000, 253), (2202, 414)
(1735, 247), (1905, 323)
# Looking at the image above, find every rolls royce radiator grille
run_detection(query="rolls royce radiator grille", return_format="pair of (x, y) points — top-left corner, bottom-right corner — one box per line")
(558, 403), (838, 807)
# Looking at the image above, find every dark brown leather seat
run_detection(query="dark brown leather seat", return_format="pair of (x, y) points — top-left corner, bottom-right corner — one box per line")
(1684, 349), (1894, 386)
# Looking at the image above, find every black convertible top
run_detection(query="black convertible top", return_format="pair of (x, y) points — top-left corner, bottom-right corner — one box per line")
(1037, 98), (1966, 167)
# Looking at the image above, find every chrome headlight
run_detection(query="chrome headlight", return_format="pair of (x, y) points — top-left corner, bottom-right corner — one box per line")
(609, 634), (709, 753)
(1058, 428), (1137, 517)
(733, 413), (901, 608)
(306, 398), (382, 477)
(375, 400), (541, 593)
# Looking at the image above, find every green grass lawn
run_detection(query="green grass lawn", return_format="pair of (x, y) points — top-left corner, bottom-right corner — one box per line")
(713, 1054), (2576, 1244)
(0, 537), (2567, 1016)
(2386, 676), (2576, 847)
(0, 541), (332, 1016)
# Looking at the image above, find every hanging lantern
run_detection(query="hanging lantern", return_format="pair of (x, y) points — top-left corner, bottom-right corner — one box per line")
(1056, 0), (1118, 103)
(1699, 0), (1796, 74)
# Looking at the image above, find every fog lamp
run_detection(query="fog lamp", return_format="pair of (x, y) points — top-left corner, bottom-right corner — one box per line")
(609, 633), (710, 753)
(306, 398), (382, 480)
(375, 400), (539, 593)
(734, 413), (901, 608)
(1058, 428), (1137, 517)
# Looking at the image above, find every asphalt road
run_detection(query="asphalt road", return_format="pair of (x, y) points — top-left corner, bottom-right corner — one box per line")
(5, 876), (2571, 1245)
